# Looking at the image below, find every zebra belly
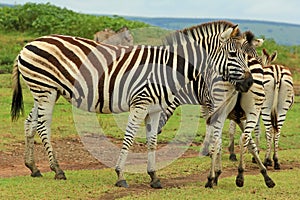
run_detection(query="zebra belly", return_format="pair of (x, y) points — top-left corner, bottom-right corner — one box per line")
(67, 90), (131, 114)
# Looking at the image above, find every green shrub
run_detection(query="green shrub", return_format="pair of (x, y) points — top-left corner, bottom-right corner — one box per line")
(0, 3), (148, 38)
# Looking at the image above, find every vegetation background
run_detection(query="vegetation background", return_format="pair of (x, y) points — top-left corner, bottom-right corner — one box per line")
(0, 3), (299, 200)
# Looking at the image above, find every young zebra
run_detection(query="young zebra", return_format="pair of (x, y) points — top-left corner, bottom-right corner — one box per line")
(157, 32), (275, 188)
(11, 21), (252, 188)
(93, 26), (134, 46)
(228, 49), (278, 162)
(227, 49), (294, 170)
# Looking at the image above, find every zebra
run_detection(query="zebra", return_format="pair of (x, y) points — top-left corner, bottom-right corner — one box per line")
(260, 49), (294, 169)
(227, 49), (277, 162)
(157, 31), (275, 188)
(227, 48), (294, 170)
(93, 26), (134, 46)
(11, 21), (252, 188)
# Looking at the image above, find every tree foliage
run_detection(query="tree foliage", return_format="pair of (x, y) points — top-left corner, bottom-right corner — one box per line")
(0, 3), (148, 38)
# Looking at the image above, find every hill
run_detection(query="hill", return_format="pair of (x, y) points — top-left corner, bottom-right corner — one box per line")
(125, 17), (300, 46)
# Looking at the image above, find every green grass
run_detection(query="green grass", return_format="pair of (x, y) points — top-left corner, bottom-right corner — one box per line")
(121, 169), (300, 200)
(1, 26), (300, 198)
(1, 72), (300, 199)
(0, 149), (299, 200)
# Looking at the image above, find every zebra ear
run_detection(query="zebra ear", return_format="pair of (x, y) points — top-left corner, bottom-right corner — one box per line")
(252, 39), (264, 47)
(261, 48), (269, 65)
(270, 50), (278, 63)
(220, 25), (239, 42)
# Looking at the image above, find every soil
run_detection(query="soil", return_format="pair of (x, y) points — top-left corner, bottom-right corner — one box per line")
(1, 137), (299, 200)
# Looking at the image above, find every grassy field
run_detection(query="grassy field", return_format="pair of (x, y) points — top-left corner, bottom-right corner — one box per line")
(0, 6), (300, 198)
(1, 70), (300, 199)
(0, 150), (299, 199)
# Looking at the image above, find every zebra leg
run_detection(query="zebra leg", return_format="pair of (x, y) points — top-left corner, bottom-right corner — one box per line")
(24, 102), (42, 177)
(273, 129), (281, 170)
(264, 127), (273, 167)
(252, 119), (261, 164)
(236, 132), (247, 187)
(205, 125), (222, 188)
(115, 105), (148, 188)
(36, 90), (66, 180)
(201, 128), (211, 156)
(146, 112), (162, 189)
(247, 137), (276, 188)
(213, 143), (222, 186)
(228, 120), (237, 161)
(201, 105), (211, 156)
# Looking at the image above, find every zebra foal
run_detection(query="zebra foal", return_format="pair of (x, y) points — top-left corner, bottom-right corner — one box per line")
(11, 21), (252, 188)
(227, 49), (294, 170)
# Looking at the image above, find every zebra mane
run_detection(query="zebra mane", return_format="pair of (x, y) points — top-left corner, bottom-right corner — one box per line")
(163, 20), (241, 45)
(243, 30), (255, 44)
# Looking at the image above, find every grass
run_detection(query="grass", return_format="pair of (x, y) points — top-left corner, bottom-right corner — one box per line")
(121, 169), (300, 200)
(1, 71), (300, 199)
(1, 26), (300, 199)
(0, 149), (299, 200)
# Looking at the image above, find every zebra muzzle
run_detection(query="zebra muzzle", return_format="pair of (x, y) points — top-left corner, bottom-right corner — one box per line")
(235, 71), (253, 93)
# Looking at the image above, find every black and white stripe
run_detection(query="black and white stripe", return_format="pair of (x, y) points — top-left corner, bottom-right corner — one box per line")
(155, 32), (274, 188)
(11, 21), (252, 188)
(260, 49), (294, 169)
(228, 49), (294, 172)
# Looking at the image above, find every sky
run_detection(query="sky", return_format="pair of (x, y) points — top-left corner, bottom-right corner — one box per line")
(2, 0), (300, 25)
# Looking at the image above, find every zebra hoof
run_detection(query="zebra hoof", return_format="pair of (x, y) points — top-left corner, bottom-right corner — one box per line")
(205, 178), (214, 188)
(150, 179), (162, 189)
(235, 175), (244, 187)
(31, 170), (43, 177)
(274, 163), (281, 170)
(265, 177), (276, 188)
(263, 158), (272, 167)
(55, 171), (67, 180)
(229, 154), (237, 161)
(252, 157), (257, 164)
(115, 180), (129, 188)
(205, 181), (213, 188)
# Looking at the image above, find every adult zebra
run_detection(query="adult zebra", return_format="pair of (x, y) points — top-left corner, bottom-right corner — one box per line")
(11, 21), (252, 188)
(260, 49), (294, 169)
(227, 49), (294, 170)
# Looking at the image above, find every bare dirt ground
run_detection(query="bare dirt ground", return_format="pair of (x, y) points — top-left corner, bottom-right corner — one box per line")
(1, 137), (299, 199)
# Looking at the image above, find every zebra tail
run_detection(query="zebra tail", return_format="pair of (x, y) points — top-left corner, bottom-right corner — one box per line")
(270, 82), (280, 133)
(270, 110), (278, 133)
(11, 55), (24, 122)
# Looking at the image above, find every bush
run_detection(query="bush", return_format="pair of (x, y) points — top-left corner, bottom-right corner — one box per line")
(0, 3), (150, 74)
(0, 3), (148, 39)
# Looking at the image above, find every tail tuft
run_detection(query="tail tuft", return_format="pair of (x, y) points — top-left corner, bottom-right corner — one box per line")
(11, 56), (24, 121)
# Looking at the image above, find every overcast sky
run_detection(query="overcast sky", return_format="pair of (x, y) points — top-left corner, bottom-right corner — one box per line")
(2, 0), (300, 25)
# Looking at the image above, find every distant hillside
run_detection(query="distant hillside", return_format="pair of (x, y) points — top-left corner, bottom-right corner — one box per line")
(1, 2), (299, 46)
(125, 17), (300, 46)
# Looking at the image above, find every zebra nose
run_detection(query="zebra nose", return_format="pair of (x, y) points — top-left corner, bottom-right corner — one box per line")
(235, 71), (253, 93)
(245, 71), (253, 88)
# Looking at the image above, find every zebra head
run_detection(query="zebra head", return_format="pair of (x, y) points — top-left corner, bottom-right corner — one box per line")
(240, 31), (264, 62)
(213, 25), (254, 93)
